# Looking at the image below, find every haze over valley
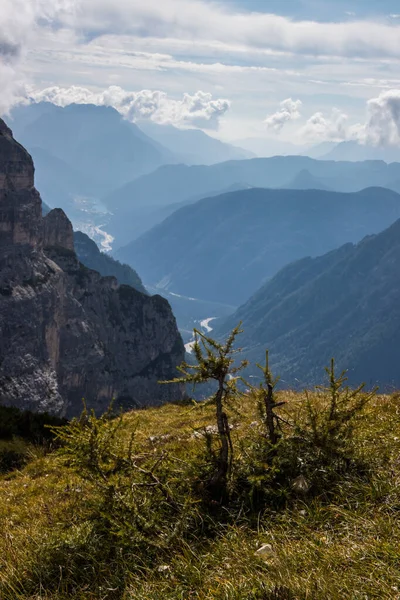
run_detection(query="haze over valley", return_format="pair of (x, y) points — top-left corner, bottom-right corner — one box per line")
(5, 1), (400, 597)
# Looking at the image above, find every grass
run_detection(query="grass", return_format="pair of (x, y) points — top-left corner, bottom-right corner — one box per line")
(1, 391), (400, 599)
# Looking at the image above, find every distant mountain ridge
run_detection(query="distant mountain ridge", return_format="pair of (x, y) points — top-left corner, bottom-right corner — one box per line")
(217, 217), (400, 389)
(282, 169), (331, 191)
(321, 140), (400, 163)
(105, 155), (400, 245)
(116, 186), (400, 305)
(139, 122), (254, 165)
(10, 102), (172, 194)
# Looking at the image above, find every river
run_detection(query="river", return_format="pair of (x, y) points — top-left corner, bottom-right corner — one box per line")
(184, 317), (217, 353)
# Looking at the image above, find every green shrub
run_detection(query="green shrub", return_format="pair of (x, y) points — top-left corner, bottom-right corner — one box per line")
(237, 357), (377, 508)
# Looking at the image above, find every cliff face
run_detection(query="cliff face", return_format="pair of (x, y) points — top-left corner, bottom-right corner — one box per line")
(0, 119), (184, 417)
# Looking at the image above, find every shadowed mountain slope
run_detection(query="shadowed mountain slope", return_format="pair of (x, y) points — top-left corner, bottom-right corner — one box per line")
(105, 155), (400, 245)
(116, 186), (400, 305)
(73, 231), (146, 294)
(217, 216), (400, 389)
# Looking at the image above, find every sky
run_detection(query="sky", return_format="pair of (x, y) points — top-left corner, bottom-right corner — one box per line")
(2, 0), (400, 146)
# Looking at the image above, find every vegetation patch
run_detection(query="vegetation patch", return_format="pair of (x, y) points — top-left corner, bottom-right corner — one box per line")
(1, 329), (400, 599)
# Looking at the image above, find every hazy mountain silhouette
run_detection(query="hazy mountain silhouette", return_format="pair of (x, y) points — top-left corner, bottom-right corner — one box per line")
(115, 186), (400, 305)
(322, 141), (400, 163)
(282, 169), (331, 191)
(105, 156), (400, 244)
(28, 146), (101, 216)
(139, 122), (254, 164)
(10, 102), (174, 193)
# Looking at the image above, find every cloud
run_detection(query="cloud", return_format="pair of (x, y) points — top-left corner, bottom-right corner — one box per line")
(360, 89), (400, 146)
(294, 90), (400, 146)
(67, 0), (400, 60)
(0, 0), (76, 114)
(264, 98), (302, 132)
(299, 108), (350, 142)
(29, 85), (230, 128)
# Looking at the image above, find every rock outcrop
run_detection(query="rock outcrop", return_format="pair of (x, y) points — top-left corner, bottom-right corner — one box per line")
(0, 119), (184, 417)
(43, 208), (75, 252)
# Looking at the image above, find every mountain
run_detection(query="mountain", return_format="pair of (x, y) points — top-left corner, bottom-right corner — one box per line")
(108, 181), (252, 244)
(139, 122), (254, 164)
(302, 141), (338, 159)
(9, 102), (173, 193)
(115, 186), (400, 306)
(217, 217), (400, 390)
(232, 137), (305, 157)
(27, 145), (101, 215)
(232, 138), (337, 159)
(322, 141), (400, 163)
(105, 155), (400, 246)
(282, 169), (331, 191)
(73, 231), (147, 294)
(0, 119), (184, 417)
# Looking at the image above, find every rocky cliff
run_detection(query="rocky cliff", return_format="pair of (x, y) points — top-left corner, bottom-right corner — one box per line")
(0, 119), (184, 417)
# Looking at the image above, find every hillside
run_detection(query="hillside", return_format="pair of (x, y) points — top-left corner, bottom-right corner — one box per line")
(108, 182), (252, 243)
(139, 121), (254, 164)
(27, 146), (102, 216)
(105, 155), (400, 245)
(282, 168), (331, 191)
(9, 102), (173, 193)
(73, 231), (147, 294)
(116, 186), (400, 305)
(218, 217), (400, 389)
(1, 390), (400, 599)
(322, 140), (400, 163)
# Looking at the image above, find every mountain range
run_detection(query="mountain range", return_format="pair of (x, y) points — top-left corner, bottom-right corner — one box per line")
(321, 140), (400, 163)
(106, 155), (400, 245)
(139, 121), (254, 164)
(10, 102), (172, 192)
(217, 216), (400, 389)
(116, 186), (400, 305)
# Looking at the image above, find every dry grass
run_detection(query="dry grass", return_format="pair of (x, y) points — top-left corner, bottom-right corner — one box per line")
(1, 392), (400, 599)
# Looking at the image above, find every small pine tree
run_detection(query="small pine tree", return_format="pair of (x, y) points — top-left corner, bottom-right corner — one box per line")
(166, 323), (247, 501)
(303, 358), (378, 456)
(256, 350), (285, 446)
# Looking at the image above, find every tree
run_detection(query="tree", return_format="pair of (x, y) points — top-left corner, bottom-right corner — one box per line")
(255, 350), (285, 446)
(167, 324), (247, 501)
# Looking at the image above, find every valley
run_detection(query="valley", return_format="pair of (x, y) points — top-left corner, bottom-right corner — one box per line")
(4, 3), (400, 597)
(7, 101), (400, 392)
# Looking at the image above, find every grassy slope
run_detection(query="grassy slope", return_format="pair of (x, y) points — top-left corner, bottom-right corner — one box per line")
(1, 392), (400, 599)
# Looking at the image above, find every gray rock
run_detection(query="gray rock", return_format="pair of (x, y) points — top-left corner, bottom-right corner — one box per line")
(0, 119), (184, 417)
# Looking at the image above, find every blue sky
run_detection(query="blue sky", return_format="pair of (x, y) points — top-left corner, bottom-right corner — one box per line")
(215, 0), (400, 20)
(2, 0), (400, 148)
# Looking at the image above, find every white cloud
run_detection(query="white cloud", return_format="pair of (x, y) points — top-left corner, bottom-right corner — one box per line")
(298, 108), (350, 142)
(264, 98), (302, 132)
(65, 0), (400, 60)
(360, 89), (400, 146)
(295, 90), (400, 146)
(0, 0), (76, 114)
(29, 85), (230, 128)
